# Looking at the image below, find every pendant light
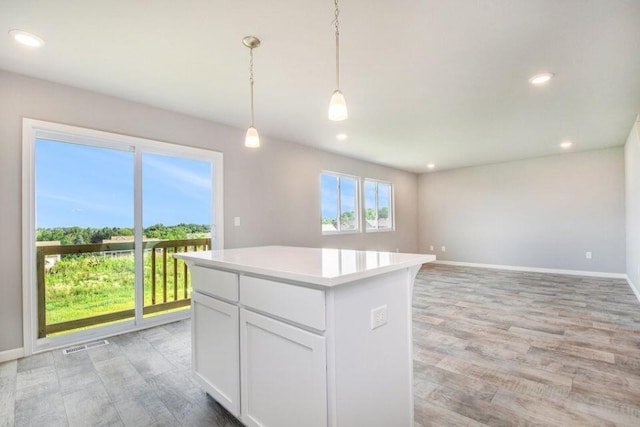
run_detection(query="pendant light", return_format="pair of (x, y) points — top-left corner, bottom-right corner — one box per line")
(243, 36), (261, 147)
(328, 0), (348, 121)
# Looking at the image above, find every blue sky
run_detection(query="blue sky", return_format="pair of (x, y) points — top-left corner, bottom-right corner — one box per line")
(321, 175), (360, 219)
(364, 181), (377, 210)
(35, 139), (211, 228)
(321, 174), (338, 219)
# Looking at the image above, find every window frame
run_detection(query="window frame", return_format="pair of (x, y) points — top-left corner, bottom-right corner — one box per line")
(320, 171), (361, 235)
(363, 178), (395, 233)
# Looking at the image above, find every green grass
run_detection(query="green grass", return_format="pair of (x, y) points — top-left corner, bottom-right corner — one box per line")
(45, 250), (191, 326)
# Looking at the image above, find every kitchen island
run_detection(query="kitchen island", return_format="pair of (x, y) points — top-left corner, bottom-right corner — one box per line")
(175, 246), (435, 427)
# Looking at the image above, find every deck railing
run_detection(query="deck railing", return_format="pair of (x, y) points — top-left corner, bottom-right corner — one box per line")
(36, 238), (210, 338)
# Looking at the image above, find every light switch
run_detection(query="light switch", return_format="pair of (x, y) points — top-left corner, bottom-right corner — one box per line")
(234, 217), (241, 227)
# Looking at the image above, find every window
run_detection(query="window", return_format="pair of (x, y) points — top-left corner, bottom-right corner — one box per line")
(364, 179), (394, 231)
(321, 172), (359, 233)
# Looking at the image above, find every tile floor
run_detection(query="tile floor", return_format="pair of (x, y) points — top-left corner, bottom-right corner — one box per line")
(1, 264), (639, 426)
(0, 320), (240, 427)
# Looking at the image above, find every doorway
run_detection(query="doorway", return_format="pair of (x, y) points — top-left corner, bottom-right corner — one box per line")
(23, 119), (223, 353)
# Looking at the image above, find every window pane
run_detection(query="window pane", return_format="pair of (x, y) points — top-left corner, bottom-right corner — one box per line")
(35, 138), (135, 333)
(142, 153), (212, 317)
(364, 181), (377, 230)
(321, 174), (338, 232)
(378, 183), (392, 229)
(339, 177), (358, 231)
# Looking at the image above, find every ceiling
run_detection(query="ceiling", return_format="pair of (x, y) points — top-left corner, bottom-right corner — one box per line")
(1, 0), (639, 173)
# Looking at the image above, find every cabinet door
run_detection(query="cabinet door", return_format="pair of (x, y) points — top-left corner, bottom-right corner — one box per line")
(192, 291), (240, 417)
(240, 309), (327, 427)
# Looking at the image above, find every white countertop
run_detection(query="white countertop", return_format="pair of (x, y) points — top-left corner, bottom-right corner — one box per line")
(174, 246), (435, 287)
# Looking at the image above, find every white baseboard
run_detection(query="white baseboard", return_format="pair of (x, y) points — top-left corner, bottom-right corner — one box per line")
(0, 347), (24, 363)
(432, 260), (628, 279)
(627, 276), (640, 303)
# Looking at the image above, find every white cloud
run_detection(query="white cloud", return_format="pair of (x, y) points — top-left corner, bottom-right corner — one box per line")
(39, 193), (131, 217)
(143, 156), (211, 190)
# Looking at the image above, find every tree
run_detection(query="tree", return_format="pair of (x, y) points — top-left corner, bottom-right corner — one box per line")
(365, 208), (376, 220)
(340, 211), (355, 222)
(115, 227), (134, 236)
(91, 227), (113, 243)
(378, 207), (389, 219)
(36, 224), (210, 244)
(144, 224), (167, 239)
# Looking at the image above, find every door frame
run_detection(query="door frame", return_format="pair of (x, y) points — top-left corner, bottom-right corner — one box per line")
(22, 118), (224, 355)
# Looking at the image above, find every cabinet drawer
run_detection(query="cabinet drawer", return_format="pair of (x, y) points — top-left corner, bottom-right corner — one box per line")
(190, 265), (238, 302)
(240, 276), (325, 331)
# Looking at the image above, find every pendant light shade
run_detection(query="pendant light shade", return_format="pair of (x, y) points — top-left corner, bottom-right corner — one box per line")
(245, 126), (260, 148)
(329, 0), (348, 121)
(328, 90), (348, 121)
(243, 36), (261, 148)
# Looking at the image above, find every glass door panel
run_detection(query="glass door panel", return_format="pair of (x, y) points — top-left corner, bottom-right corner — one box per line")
(141, 152), (212, 318)
(35, 138), (134, 337)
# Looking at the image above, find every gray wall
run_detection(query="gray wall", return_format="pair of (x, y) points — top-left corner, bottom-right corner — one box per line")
(0, 70), (419, 352)
(418, 148), (626, 273)
(626, 117), (640, 288)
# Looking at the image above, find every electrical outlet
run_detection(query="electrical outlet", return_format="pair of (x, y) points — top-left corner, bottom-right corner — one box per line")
(441, 246), (446, 252)
(370, 305), (387, 330)
(586, 251), (592, 259)
(429, 245), (434, 251)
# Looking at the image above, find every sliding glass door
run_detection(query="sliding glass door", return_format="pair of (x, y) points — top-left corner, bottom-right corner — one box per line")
(25, 119), (223, 351)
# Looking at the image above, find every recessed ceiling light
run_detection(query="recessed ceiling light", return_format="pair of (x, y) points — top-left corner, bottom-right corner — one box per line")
(9, 29), (44, 48)
(528, 72), (554, 85)
(560, 141), (573, 149)
(336, 133), (348, 141)
(427, 163), (435, 169)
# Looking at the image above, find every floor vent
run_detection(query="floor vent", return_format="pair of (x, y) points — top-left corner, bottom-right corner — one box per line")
(62, 339), (109, 355)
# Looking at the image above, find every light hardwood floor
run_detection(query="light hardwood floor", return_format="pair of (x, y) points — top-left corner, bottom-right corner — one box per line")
(414, 264), (640, 426)
(0, 320), (243, 427)
(0, 264), (638, 426)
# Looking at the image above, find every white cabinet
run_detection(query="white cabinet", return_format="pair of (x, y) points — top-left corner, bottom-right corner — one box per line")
(191, 291), (240, 417)
(177, 247), (434, 427)
(190, 268), (328, 427)
(239, 309), (327, 427)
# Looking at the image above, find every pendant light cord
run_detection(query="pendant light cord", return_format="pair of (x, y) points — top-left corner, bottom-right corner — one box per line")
(334, 0), (340, 90)
(249, 47), (255, 127)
